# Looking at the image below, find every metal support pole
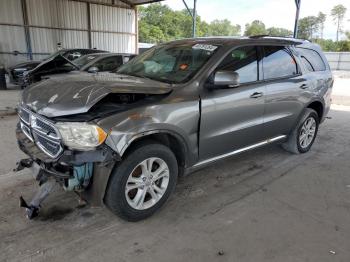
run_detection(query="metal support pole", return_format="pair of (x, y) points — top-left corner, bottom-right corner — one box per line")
(87, 2), (92, 49)
(182, 0), (197, 38)
(0, 66), (7, 90)
(21, 0), (33, 60)
(192, 0), (197, 38)
(293, 0), (301, 38)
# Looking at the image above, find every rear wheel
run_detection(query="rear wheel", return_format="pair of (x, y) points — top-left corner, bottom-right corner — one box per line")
(105, 142), (178, 221)
(282, 108), (319, 154)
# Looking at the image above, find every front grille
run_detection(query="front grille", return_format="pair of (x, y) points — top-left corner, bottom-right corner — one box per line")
(18, 107), (30, 125)
(33, 132), (62, 157)
(36, 118), (57, 136)
(20, 122), (33, 142)
(18, 106), (63, 158)
(32, 115), (59, 139)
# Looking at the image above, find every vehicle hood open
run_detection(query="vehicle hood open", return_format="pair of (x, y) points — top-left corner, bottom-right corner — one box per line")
(28, 54), (78, 75)
(8, 61), (41, 71)
(21, 73), (172, 118)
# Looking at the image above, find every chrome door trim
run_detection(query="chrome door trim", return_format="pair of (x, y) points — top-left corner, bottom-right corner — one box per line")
(194, 135), (286, 168)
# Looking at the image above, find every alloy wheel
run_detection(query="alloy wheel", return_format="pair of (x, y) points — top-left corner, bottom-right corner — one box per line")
(299, 117), (317, 149)
(125, 157), (170, 210)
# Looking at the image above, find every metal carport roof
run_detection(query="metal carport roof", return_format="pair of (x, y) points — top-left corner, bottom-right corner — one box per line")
(120, 0), (164, 5)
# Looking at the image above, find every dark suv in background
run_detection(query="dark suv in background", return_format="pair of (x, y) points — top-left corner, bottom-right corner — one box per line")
(16, 37), (333, 221)
(25, 53), (136, 83)
(7, 48), (106, 87)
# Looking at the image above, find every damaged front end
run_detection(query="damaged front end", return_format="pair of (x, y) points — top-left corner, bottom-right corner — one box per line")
(16, 107), (118, 219)
(16, 73), (172, 219)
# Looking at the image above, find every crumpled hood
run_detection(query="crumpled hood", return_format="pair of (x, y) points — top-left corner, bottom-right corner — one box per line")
(21, 73), (172, 118)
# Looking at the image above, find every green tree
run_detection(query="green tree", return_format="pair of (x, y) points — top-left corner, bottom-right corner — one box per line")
(266, 27), (293, 37)
(244, 20), (267, 36)
(346, 31), (350, 40)
(138, 4), (209, 43)
(317, 12), (326, 39)
(331, 4), (347, 41)
(297, 16), (319, 40)
(207, 19), (241, 36)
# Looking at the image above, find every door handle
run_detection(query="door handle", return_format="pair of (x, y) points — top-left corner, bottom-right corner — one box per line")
(300, 84), (309, 89)
(250, 92), (263, 98)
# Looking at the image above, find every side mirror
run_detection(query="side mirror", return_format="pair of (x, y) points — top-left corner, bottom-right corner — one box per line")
(88, 66), (99, 73)
(213, 71), (240, 88)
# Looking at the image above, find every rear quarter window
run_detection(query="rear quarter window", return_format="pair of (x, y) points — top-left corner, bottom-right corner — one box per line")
(263, 46), (298, 80)
(296, 47), (326, 72)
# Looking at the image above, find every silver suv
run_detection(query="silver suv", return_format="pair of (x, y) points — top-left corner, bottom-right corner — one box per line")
(16, 37), (333, 221)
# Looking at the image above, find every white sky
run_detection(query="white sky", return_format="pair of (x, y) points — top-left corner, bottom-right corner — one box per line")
(162, 0), (350, 40)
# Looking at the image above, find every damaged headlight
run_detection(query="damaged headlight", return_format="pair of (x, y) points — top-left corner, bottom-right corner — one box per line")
(55, 122), (107, 150)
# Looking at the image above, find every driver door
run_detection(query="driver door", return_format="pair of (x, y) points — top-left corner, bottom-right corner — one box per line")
(199, 46), (267, 160)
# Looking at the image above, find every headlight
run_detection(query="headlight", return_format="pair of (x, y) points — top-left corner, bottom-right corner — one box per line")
(56, 122), (107, 150)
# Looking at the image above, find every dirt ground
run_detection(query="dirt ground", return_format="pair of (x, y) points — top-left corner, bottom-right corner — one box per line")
(1, 104), (350, 262)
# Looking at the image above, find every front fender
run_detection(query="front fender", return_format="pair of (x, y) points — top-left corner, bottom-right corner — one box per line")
(98, 100), (200, 165)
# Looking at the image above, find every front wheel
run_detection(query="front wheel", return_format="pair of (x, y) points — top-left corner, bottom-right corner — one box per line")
(282, 108), (319, 154)
(105, 142), (178, 221)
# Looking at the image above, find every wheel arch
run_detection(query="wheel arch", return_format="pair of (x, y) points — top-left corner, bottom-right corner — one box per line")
(306, 100), (324, 122)
(95, 131), (190, 207)
(120, 130), (190, 176)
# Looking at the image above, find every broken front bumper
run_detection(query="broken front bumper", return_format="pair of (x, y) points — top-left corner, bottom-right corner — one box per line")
(16, 122), (118, 165)
(16, 123), (118, 206)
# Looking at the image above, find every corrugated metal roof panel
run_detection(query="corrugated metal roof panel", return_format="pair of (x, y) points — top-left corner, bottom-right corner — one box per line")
(26, 0), (88, 29)
(129, 0), (164, 5)
(91, 32), (135, 53)
(90, 4), (135, 33)
(0, 25), (27, 52)
(0, 0), (23, 24)
(0, 54), (30, 68)
(80, 0), (130, 8)
(30, 28), (89, 53)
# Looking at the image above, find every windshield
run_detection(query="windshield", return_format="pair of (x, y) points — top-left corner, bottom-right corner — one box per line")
(44, 50), (65, 61)
(117, 43), (219, 84)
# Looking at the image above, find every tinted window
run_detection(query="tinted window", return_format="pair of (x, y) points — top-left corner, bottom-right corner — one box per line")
(74, 55), (99, 69)
(217, 46), (258, 83)
(301, 56), (314, 72)
(94, 56), (123, 71)
(65, 51), (82, 61)
(263, 46), (298, 79)
(297, 47), (326, 72)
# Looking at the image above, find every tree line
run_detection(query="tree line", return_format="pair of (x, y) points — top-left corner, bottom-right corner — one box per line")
(138, 3), (349, 51)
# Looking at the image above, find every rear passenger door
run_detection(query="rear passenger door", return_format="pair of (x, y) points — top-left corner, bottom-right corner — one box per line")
(262, 45), (307, 138)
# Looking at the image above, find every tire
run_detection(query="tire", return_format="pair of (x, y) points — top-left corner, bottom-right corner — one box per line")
(282, 108), (319, 154)
(105, 141), (178, 221)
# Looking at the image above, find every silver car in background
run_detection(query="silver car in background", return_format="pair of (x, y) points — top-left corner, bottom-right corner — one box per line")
(16, 36), (333, 221)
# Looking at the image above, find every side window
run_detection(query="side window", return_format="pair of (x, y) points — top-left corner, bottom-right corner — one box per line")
(65, 51), (82, 61)
(94, 56), (123, 71)
(296, 47), (326, 72)
(216, 46), (258, 84)
(263, 46), (298, 80)
(301, 56), (314, 72)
